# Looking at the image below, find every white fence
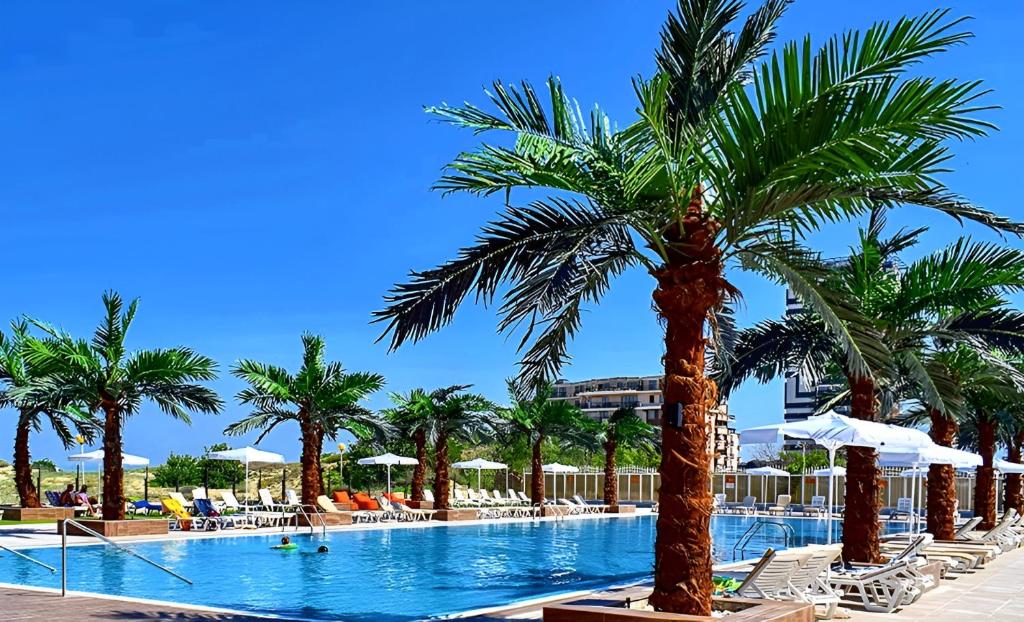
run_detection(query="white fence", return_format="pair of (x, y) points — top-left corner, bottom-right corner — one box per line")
(522, 466), (1004, 511)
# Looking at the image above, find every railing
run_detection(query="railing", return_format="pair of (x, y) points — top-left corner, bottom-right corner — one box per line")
(60, 519), (192, 596)
(731, 519), (795, 561)
(293, 504), (327, 536)
(0, 544), (56, 573)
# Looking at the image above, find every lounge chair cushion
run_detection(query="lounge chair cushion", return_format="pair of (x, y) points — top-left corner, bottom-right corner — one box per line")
(352, 492), (380, 511)
(333, 491), (352, 505)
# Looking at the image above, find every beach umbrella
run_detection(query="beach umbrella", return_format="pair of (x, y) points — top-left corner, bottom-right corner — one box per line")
(452, 458), (508, 490)
(746, 466), (789, 504)
(740, 412), (931, 543)
(356, 453), (418, 495)
(207, 446), (285, 514)
(880, 444), (981, 532)
(542, 463), (579, 503)
(68, 450), (150, 499)
(995, 459), (1024, 474)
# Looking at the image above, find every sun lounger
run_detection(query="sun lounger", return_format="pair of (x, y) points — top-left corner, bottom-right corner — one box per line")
(194, 498), (238, 530)
(889, 497), (915, 520)
(786, 544), (843, 618)
(731, 549), (810, 599)
(168, 491), (193, 511)
(129, 499), (163, 515)
(162, 497), (201, 530)
(830, 558), (918, 613)
(955, 516), (983, 538)
(767, 495), (792, 516)
(557, 498), (588, 515)
(573, 495), (607, 513)
(803, 496), (827, 517)
(731, 495), (756, 515)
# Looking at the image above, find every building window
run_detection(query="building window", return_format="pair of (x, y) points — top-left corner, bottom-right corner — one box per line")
(649, 395), (655, 404)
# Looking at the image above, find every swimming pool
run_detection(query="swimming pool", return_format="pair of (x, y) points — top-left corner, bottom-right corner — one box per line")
(0, 515), (905, 621)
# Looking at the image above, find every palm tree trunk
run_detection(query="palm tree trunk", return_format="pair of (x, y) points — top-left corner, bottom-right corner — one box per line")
(974, 417), (997, 529)
(101, 400), (125, 520)
(927, 409), (958, 540)
(411, 428), (427, 502)
(433, 432), (451, 509)
(531, 435), (544, 504)
(299, 415), (323, 505)
(1005, 431), (1023, 515)
(842, 375), (882, 563)
(13, 417), (41, 508)
(648, 189), (723, 616)
(603, 437), (618, 506)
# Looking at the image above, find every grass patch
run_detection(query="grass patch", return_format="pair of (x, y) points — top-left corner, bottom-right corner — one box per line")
(0, 519), (52, 526)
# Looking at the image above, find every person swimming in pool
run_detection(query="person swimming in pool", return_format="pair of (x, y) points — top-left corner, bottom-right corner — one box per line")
(271, 536), (296, 550)
(317, 545), (329, 553)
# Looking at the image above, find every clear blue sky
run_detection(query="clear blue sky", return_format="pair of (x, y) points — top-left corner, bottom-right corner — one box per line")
(1, 1), (1021, 466)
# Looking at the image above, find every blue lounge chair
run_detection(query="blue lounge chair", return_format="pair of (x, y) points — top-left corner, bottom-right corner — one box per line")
(194, 498), (237, 530)
(130, 500), (163, 515)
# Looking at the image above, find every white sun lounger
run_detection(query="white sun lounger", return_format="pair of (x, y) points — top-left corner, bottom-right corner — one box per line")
(786, 544), (844, 618)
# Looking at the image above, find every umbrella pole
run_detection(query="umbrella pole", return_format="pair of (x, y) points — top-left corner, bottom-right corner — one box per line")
(144, 466), (149, 501)
(245, 461), (250, 518)
(477, 468), (481, 491)
(827, 447), (836, 545)
(387, 465), (392, 496)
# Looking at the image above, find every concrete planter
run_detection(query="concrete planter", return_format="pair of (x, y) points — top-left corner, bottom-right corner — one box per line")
(434, 509), (479, 521)
(604, 504), (636, 514)
(544, 598), (813, 622)
(57, 519), (169, 538)
(299, 512), (352, 526)
(404, 500), (434, 510)
(2, 506), (77, 521)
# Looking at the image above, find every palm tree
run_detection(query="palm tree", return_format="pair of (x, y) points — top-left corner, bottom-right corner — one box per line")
(501, 382), (598, 504)
(1002, 417), (1024, 515)
(596, 407), (658, 506)
(416, 387), (497, 509)
(718, 218), (1024, 554)
(0, 321), (97, 508)
(373, 3), (1019, 612)
(384, 385), (469, 502)
(21, 292), (222, 520)
(951, 353), (1024, 528)
(225, 334), (387, 505)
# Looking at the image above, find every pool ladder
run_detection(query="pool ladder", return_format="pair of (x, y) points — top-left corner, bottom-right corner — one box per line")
(292, 503), (328, 536)
(731, 519), (795, 561)
(59, 519), (192, 597)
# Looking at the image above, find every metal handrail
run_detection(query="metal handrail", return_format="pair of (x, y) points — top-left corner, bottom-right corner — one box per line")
(60, 519), (192, 596)
(732, 519), (795, 561)
(293, 504), (327, 536)
(0, 544), (57, 573)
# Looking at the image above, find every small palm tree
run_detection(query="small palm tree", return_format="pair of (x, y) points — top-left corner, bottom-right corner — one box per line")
(719, 218), (1024, 553)
(374, 3), (1018, 612)
(22, 292), (222, 520)
(501, 382), (598, 504)
(226, 334), (388, 505)
(418, 387), (498, 509)
(597, 407), (658, 506)
(384, 385), (469, 502)
(0, 321), (97, 508)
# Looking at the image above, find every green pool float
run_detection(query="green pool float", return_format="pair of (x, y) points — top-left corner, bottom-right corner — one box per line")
(271, 543), (298, 550)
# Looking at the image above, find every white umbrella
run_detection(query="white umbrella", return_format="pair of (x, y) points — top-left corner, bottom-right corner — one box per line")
(452, 458), (508, 490)
(356, 453), (417, 495)
(745, 466), (789, 504)
(740, 412), (932, 543)
(812, 466), (847, 476)
(207, 446), (285, 513)
(995, 459), (1024, 474)
(880, 444), (981, 532)
(68, 449), (151, 496)
(542, 463), (579, 502)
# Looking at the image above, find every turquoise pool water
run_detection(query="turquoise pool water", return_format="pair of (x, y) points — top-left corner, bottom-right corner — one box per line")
(0, 515), (904, 621)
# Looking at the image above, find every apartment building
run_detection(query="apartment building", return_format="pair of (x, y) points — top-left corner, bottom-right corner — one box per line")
(551, 374), (741, 472)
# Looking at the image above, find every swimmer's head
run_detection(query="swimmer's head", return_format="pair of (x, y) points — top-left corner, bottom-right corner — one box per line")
(317, 545), (329, 553)
(281, 536), (290, 545)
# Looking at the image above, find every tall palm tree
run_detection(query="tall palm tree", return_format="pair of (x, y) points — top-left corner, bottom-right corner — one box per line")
(384, 385), (469, 502)
(373, 3), (1018, 612)
(417, 387), (498, 509)
(501, 382), (598, 504)
(1002, 417), (1024, 515)
(718, 218), (1024, 554)
(596, 407), (658, 506)
(21, 292), (222, 520)
(0, 321), (97, 508)
(952, 353), (1024, 528)
(226, 334), (388, 505)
